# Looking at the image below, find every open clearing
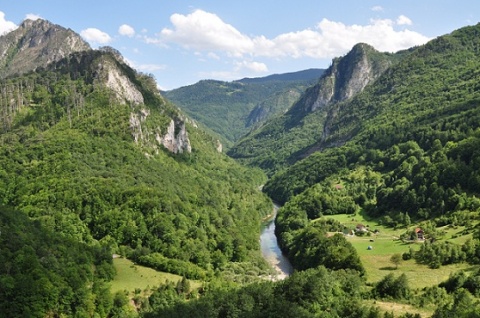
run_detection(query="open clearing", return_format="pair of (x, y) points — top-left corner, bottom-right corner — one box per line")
(110, 257), (201, 293)
(327, 212), (476, 289)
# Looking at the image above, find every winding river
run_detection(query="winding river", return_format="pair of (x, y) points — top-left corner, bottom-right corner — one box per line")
(260, 203), (293, 279)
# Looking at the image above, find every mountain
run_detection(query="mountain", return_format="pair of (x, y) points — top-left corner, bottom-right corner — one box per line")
(163, 69), (324, 147)
(0, 19), (273, 315)
(253, 26), (480, 315)
(237, 68), (325, 83)
(0, 19), (90, 79)
(264, 23), (480, 210)
(228, 43), (404, 175)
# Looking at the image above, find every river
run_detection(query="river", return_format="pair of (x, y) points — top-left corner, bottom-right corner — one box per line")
(260, 203), (293, 280)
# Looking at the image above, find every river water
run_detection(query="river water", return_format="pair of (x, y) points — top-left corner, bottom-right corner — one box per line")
(260, 204), (293, 279)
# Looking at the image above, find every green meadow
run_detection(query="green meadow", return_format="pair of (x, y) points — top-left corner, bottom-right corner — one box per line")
(110, 257), (201, 294)
(327, 212), (476, 290)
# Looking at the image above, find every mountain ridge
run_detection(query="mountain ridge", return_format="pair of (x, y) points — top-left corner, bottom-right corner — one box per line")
(237, 68), (324, 84)
(0, 19), (90, 79)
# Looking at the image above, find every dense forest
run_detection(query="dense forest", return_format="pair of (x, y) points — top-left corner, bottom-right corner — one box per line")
(0, 40), (277, 315)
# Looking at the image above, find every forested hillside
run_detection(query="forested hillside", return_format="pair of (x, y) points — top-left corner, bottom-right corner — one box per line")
(0, 19), (274, 316)
(163, 69), (324, 147)
(0, 205), (115, 317)
(262, 23), (480, 289)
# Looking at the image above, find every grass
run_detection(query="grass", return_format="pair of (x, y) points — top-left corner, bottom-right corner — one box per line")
(326, 212), (477, 289)
(110, 257), (201, 294)
(367, 300), (434, 318)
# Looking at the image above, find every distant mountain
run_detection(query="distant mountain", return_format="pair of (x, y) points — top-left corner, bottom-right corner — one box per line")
(228, 43), (404, 174)
(0, 19), (90, 79)
(163, 69), (324, 147)
(237, 68), (325, 83)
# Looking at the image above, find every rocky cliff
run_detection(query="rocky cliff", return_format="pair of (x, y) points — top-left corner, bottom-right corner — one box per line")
(293, 43), (399, 114)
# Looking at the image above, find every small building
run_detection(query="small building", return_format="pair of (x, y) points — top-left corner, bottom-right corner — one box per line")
(355, 224), (367, 233)
(415, 228), (424, 240)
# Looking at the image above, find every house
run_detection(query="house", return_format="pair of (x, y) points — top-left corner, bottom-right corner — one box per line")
(355, 224), (368, 233)
(415, 228), (424, 240)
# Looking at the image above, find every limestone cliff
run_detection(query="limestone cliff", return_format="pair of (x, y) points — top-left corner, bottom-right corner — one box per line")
(95, 54), (145, 105)
(299, 43), (396, 113)
(130, 108), (192, 154)
(156, 119), (191, 154)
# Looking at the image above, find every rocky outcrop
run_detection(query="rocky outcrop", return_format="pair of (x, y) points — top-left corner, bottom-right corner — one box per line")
(216, 140), (223, 153)
(0, 19), (90, 78)
(293, 43), (396, 113)
(130, 108), (191, 154)
(156, 119), (192, 154)
(99, 58), (145, 105)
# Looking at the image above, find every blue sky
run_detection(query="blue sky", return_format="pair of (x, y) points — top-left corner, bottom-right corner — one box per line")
(1, 1), (479, 89)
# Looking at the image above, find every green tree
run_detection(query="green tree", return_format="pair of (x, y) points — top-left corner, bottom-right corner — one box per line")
(390, 253), (402, 269)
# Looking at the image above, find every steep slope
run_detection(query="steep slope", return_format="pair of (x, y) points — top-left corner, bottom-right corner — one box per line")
(228, 43), (403, 175)
(0, 205), (114, 317)
(0, 20), (272, 288)
(163, 69), (324, 147)
(0, 19), (90, 79)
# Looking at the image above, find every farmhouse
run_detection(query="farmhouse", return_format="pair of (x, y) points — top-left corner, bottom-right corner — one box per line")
(355, 224), (368, 233)
(415, 228), (424, 240)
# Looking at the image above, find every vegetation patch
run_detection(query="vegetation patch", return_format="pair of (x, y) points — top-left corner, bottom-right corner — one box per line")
(110, 257), (198, 294)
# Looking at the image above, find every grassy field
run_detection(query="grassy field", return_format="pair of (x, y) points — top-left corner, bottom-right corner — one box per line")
(366, 300), (434, 318)
(110, 257), (201, 294)
(326, 212), (476, 289)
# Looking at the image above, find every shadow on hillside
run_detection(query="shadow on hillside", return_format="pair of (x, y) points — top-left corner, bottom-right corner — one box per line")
(379, 266), (398, 271)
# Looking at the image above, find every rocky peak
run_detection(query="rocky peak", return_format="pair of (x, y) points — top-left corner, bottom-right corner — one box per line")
(0, 18), (90, 78)
(296, 43), (396, 113)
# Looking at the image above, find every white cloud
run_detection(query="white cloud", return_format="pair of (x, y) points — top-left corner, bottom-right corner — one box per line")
(207, 52), (220, 60)
(80, 28), (112, 44)
(161, 10), (254, 57)
(371, 6), (384, 12)
(25, 13), (41, 21)
(397, 15), (413, 26)
(156, 10), (430, 61)
(136, 63), (166, 72)
(119, 24), (135, 37)
(124, 57), (166, 73)
(235, 61), (268, 73)
(0, 11), (17, 35)
(197, 70), (238, 81)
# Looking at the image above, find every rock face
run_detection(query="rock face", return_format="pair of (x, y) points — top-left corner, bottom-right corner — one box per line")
(156, 119), (192, 154)
(0, 19), (90, 78)
(294, 43), (396, 113)
(130, 108), (192, 154)
(98, 57), (145, 105)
